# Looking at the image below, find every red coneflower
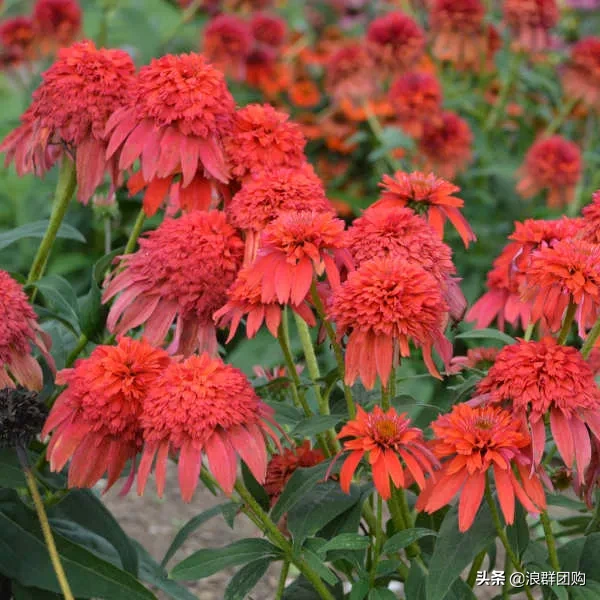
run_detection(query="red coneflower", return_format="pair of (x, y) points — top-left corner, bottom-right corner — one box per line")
(517, 136), (582, 209)
(137, 353), (279, 501)
(226, 163), (333, 264)
(0, 270), (54, 391)
(223, 103), (307, 180)
(562, 37), (600, 109)
(388, 71), (443, 138)
(373, 171), (476, 248)
(581, 191), (600, 244)
(250, 12), (287, 48)
(418, 111), (473, 181)
(103, 210), (244, 356)
(503, 0), (559, 53)
(0, 40), (136, 203)
(32, 0), (81, 50)
(417, 403), (546, 532)
(42, 337), (170, 491)
(338, 405), (438, 500)
(329, 256), (452, 388)
(203, 14), (253, 81)
(448, 347), (499, 374)
(429, 0), (487, 71)
(106, 52), (234, 216)
(477, 338), (600, 481)
(366, 11), (425, 76)
(324, 43), (376, 104)
(0, 17), (36, 67)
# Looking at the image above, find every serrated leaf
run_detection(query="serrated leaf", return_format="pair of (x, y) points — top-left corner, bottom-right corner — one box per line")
(224, 558), (272, 600)
(0, 221), (85, 252)
(455, 329), (516, 346)
(383, 528), (437, 555)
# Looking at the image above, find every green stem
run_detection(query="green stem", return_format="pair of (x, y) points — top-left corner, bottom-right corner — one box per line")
(485, 52), (523, 131)
(523, 322), (535, 341)
(381, 382), (391, 410)
(466, 550), (487, 588)
(160, 0), (202, 48)
(27, 158), (77, 287)
(545, 97), (580, 136)
(275, 560), (290, 600)
(66, 334), (89, 367)
(502, 552), (512, 600)
(388, 488), (423, 561)
(540, 511), (560, 571)
(369, 494), (384, 586)
(363, 103), (401, 172)
(582, 315), (600, 358)
(568, 111), (596, 218)
(124, 208), (146, 254)
(557, 300), (577, 345)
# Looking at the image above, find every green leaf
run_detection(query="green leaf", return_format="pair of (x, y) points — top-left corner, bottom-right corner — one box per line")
(319, 533), (370, 555)
(223, 558), (272, 600)
(0, 448), (26, 488)
(569, 581), (600, 599)
(368, 589), (397, 600)
(302, 549), (339, 586)
(427, 503), (497, 600)
(383, 528), (437, 554)
(0, 221), (85, 252)
(282, 575), (345, 600)
(506, 503), (529, 560)
(455, 328), (516, 346)
(578, 532), (600, 582)
(349, 579), (370, 600)
(30, 275), (81, 335)
(405, 559), (427, 600)
(161, 503), (231, 568)
(241, 462), (270, 512)
(170, 538), (281, 581)
(11, 582), (61, 599)
(291, 415), (344, 438)
(557, 538), (585, 574)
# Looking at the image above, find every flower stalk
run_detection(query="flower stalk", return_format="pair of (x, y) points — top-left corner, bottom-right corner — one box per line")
(540, 510), (560, 571)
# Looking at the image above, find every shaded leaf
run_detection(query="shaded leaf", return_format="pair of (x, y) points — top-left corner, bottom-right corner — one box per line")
(455, 329), (515, 346)
(223, 558), (272, 600)
(383, 528), (437, 555)
(0, 221), (85, 252)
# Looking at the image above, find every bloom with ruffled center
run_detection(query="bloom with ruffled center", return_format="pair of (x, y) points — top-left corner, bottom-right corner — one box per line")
(0, 41), (136, 203)
(388, 72), (442, 138)
(562, 37), (600, 109)
(417, 403), (546, 532)
(0, 17), (36, 67)
(448, 347), (499, 375)
(223, 103), (306, 179)
(42, 337), (170, 491)
(248, 211), (350, 306)
(581, 191), (600, 244)
(203, 15), (253, 80)
(329, 256), (452, 388)
(517, 136), (582, 209)
(32, 0), (81, 50)
(106, 52), (235, 216)
(503, 0), (559, 53)
(324, 43), (377, 103)
(366, 11), (425, 76)
(418, 111), (473, 181)
(0, 270), (54, 391)
(338, 405), (438, 500)
(429, 0), (487, 70)
(373, 171), (476, 248)
(250, 12), (287, 48)
(477, 338), (600, 482)
(103, 211), (244, 356)
(137, 353), (279, 501)
(227, 163), (333, 264)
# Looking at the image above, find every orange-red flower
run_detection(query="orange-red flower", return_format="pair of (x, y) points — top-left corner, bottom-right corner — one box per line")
(448, 347), (499, 374)
(289, 78), (321, 108)
(503, 0), (559, 53)
(477, 338), (600, 481)
(373, 171), (476, 248)
(517, 136), (582, 209)
(32, 0), (81, 50)
(103, 210), (244, 356)
(203, 14), (253, 80)
(137, 353), (279, 501)
(0, 270), (54, 391)
(329, 256), (452, 387)
(0, 17), (36, 67)
(42, 337), (170, 492)
(324, 43), (376, 103)
(106, 52), (235, 216)
(338, 405), (438, 500)
(581, 191), (600, 244)
(417, 403), (546, 532)
(562, 37), (600, 109)
(1, 40), (136, 203)
(223, 103), (306, 179)
(250, 12), (287, 48)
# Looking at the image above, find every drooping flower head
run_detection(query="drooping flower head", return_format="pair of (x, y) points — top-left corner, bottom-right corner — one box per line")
(32, 0), (81, 50)
(0, 270), (54, 391)
(581, 191), (600, 244)
(477, 338), (600, 482)
(250, 12), (287, 48)
(0, 41), (136, 203)
(0, 387), (48, 451)
(42, 337), (171, 491)
(137, 353), (280, 501)
(338, 405), (438, 500)
(329, 256), (452, 388)
(103, 210), (244, 356)
(106, 52), (235, 216)
(366, 11), (425, 76)
(324, 43), (377, 104)
(223, 103), (307, 179)
(503, 0), (559, 53)
(388, 72), (442, 138)
(0, 17), (36, 67)
(202, 14), (253, 80)
(562, 37), (600, 109)
(417, 403), (546, 532)
(448, 347), (499, 375)
(373, 171), (476, 248)
(517, 136), (582, 209)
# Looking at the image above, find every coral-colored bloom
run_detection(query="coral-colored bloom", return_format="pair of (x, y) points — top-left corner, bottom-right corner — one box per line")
(227, 163), (333, 264)
(42, 337), (170, 491)
(477, 338), (600, 481)
(203, 15), (253, 80)
(417, 403), (546, 532)
(503, 0), (559, 53)
(103, 211), (244, 356)
(517, 136), (582, 209)
(324, 43), (376, 103)
(418, 111), (473, 181)
(0, 41), (135, 203)
(366, 11), (425, 76)
(105, 52), (235, 216)
(223, 103), (306, 179)
(373, 171), (476, 248)
(338, 405), (437, 500)
(0, 270), (54, 391)
(448, 347), (499, 375)
(562, 37), (600, 109)
(250, 12), (287, 48)
(289, 78), (321, 108)
(581, 191), (600, 244)
(329, 257), (452, 387)
(32, 0), (81, 50)
(0, 17), (36, 66)
(137, 353), (279, 500)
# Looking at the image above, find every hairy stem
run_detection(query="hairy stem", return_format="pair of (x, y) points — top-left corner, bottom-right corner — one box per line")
(275, 560), (290, 600)
(540, 510), (560, 571)
(124, 208), (146, 254)
(557, 300), (577, 345)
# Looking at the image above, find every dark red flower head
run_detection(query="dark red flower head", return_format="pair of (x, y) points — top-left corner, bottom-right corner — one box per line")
(203, 14), (253, 80)
(562, 37), (600, 109)
(0, 17), (36, 66)
(32, 0), (81, 48)
(430, 0), (485, 33)
(503, 0), (559, 52)
(581, 191), (600, 244)
(250, 12), (287, 48)
(324, 43), (376, 102)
